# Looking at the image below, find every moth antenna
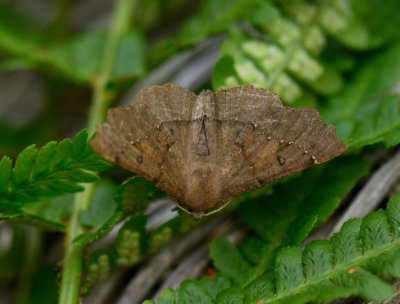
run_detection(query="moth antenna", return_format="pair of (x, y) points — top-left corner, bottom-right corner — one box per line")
(203, 200), (232, 216)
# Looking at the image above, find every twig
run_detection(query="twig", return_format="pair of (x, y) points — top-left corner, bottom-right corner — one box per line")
(145, 198), (177, 231)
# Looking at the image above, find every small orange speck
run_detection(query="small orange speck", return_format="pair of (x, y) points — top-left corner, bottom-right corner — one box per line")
(347, 267), (357, 274)
(257, 301), (265, 304)
(206, 268), (215, 278)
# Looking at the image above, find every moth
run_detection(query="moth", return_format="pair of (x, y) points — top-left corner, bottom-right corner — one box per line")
(90, 84), (346, 219)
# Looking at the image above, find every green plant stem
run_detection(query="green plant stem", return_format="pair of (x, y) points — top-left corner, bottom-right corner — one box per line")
(58, 189), (94, 304)
(14, 226), (42, 304)
(88, 0), (136, 135)
(58, 1), (135, 303)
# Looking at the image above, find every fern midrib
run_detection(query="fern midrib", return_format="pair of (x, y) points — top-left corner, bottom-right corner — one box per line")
(262, 238), (400, 303)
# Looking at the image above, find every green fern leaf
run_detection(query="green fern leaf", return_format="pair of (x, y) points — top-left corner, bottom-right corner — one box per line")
(74, 181), (123, 245)
(115, 176), (165, 214)
(71, 129), (89, 158)
(206, 0), (400, 151)
(83, 247), (117, 292)
(79, 181), (116, 228)
(115, 214), (147, 267)
(52, 138), (72, 168)
(176, 280), (212, 304)
(0, 129), (111, 213)
(215, 286), (243, 304)
(201, 274), (232, 301)
(12, 145), (37, 187)
(76, 211), (124, 246)
(238, 156), (369, 272)
(82, 207), (200, 292)
(332, 267), (393, 302)
(210, 238), (254, 285)
(7, 194), (74, 231)
(77, 176), (167, 246)
(387, 198), (400, 238)
(330, 218), (362, 266)
(242, 273), (274, 303)
(78, 175), (168, 246)
(155, 194), (400, 303)
(275, 246), (304, 294)
(361, 210), (392, 251)
(209, 1), (353, 105)
(82, 215), (147, 290)
(211, 55), (241, 91)
(158, 288), (181, 304)
(32, 142), (57, 179)
(302, 240), (332, 280)
(148, 216), (181, 253)
(81, 179), (197, 290)
(320, 42), (400, 150)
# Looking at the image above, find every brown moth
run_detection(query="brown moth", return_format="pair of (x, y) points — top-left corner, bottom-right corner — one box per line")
(90, 84), (346, 219)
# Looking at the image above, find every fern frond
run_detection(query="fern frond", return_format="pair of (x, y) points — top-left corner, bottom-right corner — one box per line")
(238, 156), (369, 273)
(210, 0), (351, 103)
(78, 177), (197, 292)
(151, 194), (400, 303)
(205, 0), (400, 150)
(0, 129), (111, 212)
(82, 212), (197, 292)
